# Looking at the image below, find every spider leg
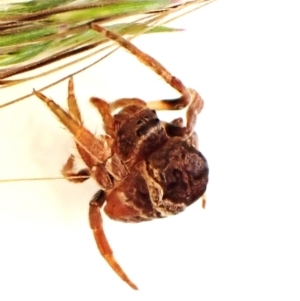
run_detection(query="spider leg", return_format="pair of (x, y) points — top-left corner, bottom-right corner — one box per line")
(108, 98), (147, 112)
(61, 155), (90, 183)
(90, 97), (146, 136)
(34, 89), (111, 162)
(59, 79), (90, 183)
(188, 132), (199, 148)
(90, 25), (204, 137)
(90, 97), (129, 180)
(152, 90), (204, 138)
(90, 97), (114, 137)
(91, 24), (190, 104)
(170, 117), (184, 127)
(202, 193), (207, 209)
(67, 77), (82, 124)
(33, 83), (113, 189)
(167, 119), (199, 148)
(89, 190), (138, 290)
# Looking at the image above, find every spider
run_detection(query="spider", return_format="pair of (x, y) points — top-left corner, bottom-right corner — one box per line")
(33, 24), (209, 290)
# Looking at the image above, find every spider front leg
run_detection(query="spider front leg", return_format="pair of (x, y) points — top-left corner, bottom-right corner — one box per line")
(91, 24), (204, 138)
(147, 89), (204, 138)
(33, 79), (113, 189)
(89, 190), (138, 290)
(91, 24), (190, 100)
(59, 79), (90, 183)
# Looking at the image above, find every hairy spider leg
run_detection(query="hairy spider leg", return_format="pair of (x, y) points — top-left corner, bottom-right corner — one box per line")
(89, 97), (115, 137)
(33, 84), (113, 190)
(61, 155), (90, 183)
(89, 190), (138, 290)
(91, 25), (204, 138)
(67, 77), (82, 124)
(60, 78), (90, 183)
(107, 98), (147, 113)
(88, 97), (129, 180)
(148, 89), (204, 137)
(91, 24), (190, 103)
(33, 86), (110, 162)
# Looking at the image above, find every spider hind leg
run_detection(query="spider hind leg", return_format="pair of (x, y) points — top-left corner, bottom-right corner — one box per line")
(89, 190), (138, 290)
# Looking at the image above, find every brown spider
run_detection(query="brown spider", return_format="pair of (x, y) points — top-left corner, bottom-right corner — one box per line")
(33, 24), (209, 290)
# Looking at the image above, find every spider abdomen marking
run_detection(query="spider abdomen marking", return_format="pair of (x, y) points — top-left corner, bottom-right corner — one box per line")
(146, 138), (208, 208)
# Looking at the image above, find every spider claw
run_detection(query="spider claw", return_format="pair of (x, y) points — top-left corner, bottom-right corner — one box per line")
(103, 253), (138, 290)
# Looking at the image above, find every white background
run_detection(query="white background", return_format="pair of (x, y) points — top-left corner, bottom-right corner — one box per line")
(1, 0), (300, 300)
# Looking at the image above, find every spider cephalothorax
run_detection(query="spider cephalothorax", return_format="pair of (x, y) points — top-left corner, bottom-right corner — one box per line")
(34, 25), (208, 290)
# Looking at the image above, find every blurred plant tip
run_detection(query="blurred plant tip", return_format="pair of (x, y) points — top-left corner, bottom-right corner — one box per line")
(0, 0), (215, 108)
